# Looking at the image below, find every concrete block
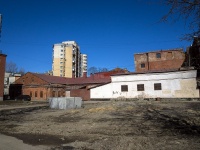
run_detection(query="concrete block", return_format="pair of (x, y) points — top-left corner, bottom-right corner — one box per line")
(48, 97), (82, 109)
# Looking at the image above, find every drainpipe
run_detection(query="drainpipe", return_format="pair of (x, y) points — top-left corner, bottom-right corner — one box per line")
(188, 52), (191, 67)
(146, 53), (149, 70)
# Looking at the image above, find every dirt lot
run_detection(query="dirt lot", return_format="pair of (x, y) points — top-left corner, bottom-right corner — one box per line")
(0, 100), (200, 150)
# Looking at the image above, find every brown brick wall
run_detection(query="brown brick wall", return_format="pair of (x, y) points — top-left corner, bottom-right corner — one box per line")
(0, 54), (7, 100)
(70, 89), (90, 101)
(149, 59), (185, 70)
(134, 50), (185, 72)
(23, 87), (48, 100)
(13, 73), (66, 100)
(15, 72), (48, 85)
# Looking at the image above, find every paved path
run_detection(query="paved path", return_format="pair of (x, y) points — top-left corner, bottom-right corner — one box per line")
(0, 103), (48, 111)
(0, 133), (49, 150)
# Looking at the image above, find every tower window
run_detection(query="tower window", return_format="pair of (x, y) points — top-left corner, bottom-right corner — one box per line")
(141, 63), (145, 68)
(156, 53), (161, 58)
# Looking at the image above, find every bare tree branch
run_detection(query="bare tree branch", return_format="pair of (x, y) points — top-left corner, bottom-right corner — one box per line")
(161, 0), (200, 40)
(6, 61), (18, 73)
(6, 61), (26, 74)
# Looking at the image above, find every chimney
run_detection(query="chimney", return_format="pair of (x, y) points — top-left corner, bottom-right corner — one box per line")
(72, 73), (75, 79)
(83, 72), (87, 78)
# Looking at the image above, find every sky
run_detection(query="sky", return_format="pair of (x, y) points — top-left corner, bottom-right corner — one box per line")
(0, 0), (192, 73)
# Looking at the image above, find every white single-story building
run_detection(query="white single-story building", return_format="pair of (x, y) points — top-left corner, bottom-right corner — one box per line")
(90, 70), (200, 99)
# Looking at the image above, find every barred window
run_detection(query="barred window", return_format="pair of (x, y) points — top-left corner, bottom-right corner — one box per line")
(154, 83), (162, 90)
(121, 85), (128, 92)
(137, 84), (144, 91)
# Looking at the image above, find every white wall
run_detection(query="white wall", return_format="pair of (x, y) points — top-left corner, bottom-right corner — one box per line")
(90, 70), (199, 99)
(53, 44), (63, 58)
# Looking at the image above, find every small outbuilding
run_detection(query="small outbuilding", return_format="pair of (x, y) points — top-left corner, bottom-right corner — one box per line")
(90, 69), (200, 100)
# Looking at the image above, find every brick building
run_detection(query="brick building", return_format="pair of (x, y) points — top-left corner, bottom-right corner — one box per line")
(0, 53), (7, 100)
(10, 72), (68, 100)
(185, 36), (200, 77)
(134, 48), (185, 72)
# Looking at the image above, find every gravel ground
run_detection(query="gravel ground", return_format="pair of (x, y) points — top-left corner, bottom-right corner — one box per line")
(0, 100), (200, 150)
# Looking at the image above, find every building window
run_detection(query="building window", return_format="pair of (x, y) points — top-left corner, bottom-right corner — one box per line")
(141, 63), (145, 68)
(137, 84), (144, 91)
(40, 91), (43, 98)
(154, 83), (162, 90)
(121, 85), (128, 92)
(35, 91), (38, 97)
(30, 91), (32, 97)
(52, 91), (56, 97)
(62, 92), (65, 97)
(156, 53), (161, 58)
(58, 91), (61, 97)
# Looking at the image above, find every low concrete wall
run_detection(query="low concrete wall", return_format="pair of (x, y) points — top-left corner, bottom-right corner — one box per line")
(48, 97), (82, 109)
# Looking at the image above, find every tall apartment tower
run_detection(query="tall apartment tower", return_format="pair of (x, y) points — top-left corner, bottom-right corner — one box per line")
(80, 54), (87, 76)
(52, 41), (82, 78)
